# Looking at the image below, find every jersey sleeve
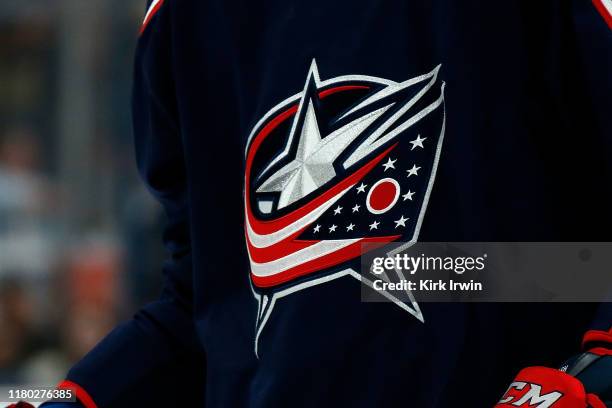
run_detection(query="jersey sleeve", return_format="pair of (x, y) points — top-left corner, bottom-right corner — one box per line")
(573, 0), (612, 336)
(60, 2), (206, 407)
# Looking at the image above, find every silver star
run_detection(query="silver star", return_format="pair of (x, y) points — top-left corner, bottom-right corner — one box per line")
(346, 223), (355, 231)
(402, 190), (415, 201)
(256, 100), (332, 208)
(256, 61), (391, 210)
(329, 224), (337, 233)
(409, 134), (426, 150)
(394, 215), (409, 228)
(406, 164), (421, 178)
(356, 183), (367, 193)
(333, 205), (343, 215)
(382, 157), (397, 171)
(352, 204), (360, 213)
(313, 224), (321, 233)
(369, 220), (380, 230)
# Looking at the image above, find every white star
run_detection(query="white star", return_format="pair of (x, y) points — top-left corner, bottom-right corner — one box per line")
(333, 205), (343, 215)
(402, 190), (415, 201)
(256, 61), (392, 210)
(369, 220), (380, 230)
(313, 224), (321, 233)
(394, 215), (409, 228)
(356, 183), (367, 193)
(346, 223), (355, 231)
(406, 164), (421, 178)
(382, 157), (397, 171)
(329, 224), (337, 233)
(409, 134), (427, 150)
(256, 99), (330, 209)
(352, 204), (360, 213)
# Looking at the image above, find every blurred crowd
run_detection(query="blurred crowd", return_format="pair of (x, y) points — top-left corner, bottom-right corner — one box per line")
(0, 1), (166, 387)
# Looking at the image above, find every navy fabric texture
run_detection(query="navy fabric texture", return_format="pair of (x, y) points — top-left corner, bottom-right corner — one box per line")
(65, 1), (611, 407)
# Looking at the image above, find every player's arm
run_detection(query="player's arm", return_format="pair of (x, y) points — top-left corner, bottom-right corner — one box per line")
(495, 6), (612, 406)
(38, 2), (205, 407)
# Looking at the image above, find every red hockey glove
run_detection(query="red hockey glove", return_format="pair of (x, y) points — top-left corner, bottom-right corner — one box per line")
(494, 366), (605, 407)
(495, 328), (611, 407)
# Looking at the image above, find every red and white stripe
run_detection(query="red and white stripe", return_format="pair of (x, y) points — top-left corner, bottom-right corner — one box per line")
(593, 0), (612, 29)
(140, 0), (165, 34)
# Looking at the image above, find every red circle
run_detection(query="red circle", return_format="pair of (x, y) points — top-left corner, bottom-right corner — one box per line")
(369, 181), (398, 211)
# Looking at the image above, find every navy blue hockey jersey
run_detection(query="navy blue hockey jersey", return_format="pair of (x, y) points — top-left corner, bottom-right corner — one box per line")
(60, 1), (612, 407)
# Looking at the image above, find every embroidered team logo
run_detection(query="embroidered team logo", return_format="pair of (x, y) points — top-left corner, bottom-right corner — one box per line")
(244, 60), (446, 355)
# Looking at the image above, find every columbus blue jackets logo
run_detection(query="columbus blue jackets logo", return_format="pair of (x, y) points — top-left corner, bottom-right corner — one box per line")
(244, 60), (446, 355)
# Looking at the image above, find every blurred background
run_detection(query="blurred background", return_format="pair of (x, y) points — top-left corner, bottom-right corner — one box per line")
(0, 0), (165, 387)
